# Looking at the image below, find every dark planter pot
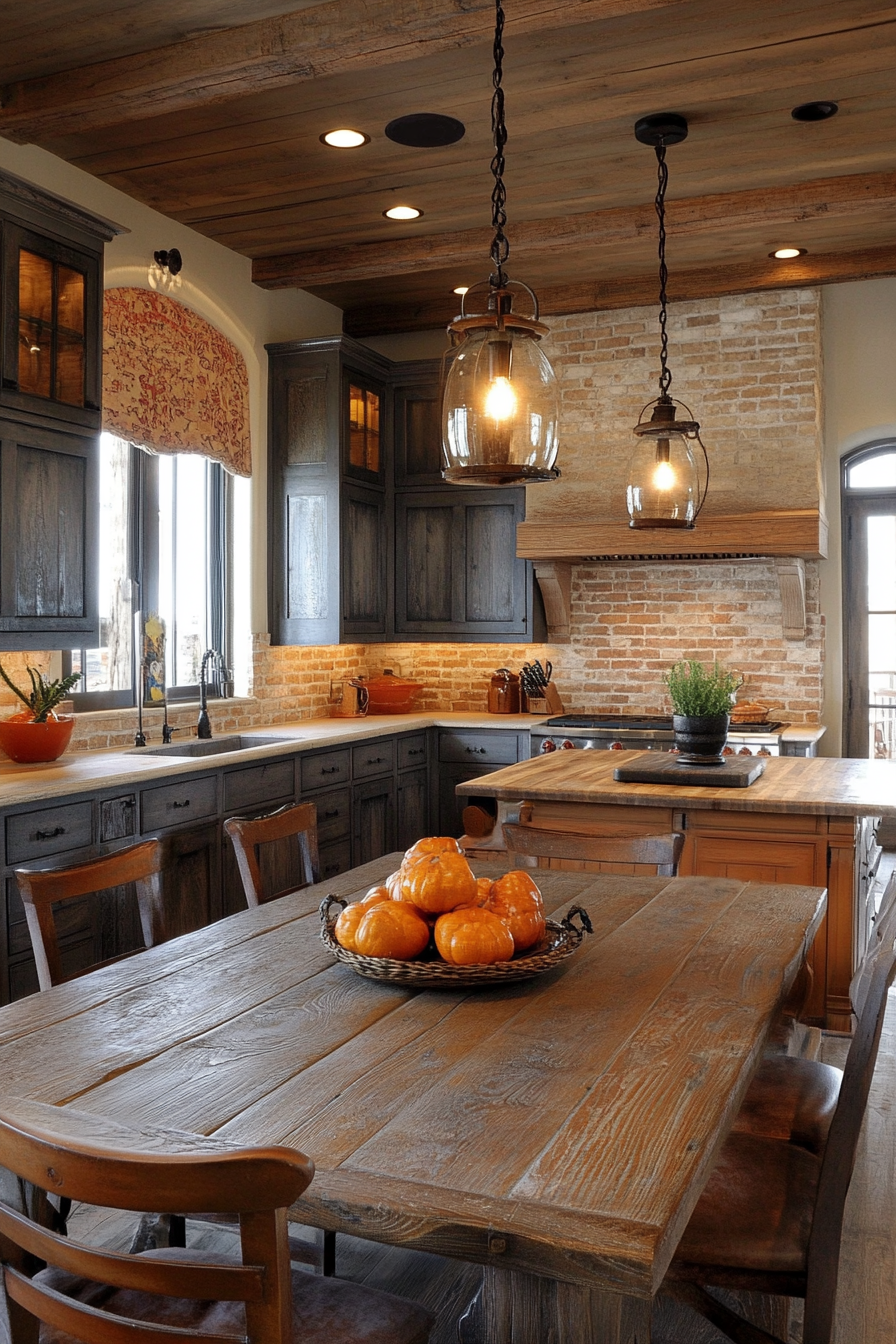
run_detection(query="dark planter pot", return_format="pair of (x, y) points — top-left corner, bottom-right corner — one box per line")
(672, 713), (730, 765)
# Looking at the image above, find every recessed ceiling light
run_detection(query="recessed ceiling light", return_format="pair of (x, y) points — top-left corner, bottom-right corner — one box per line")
(384, 113), (466, 147)
(791, 101), (839, 122)
(321, 128), (369, 148)
(453, 285), (469, 295)
(770, 247), (808, 259)
(383, 205), (423, 220)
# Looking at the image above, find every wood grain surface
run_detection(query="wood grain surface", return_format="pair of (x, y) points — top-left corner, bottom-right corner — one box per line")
(461, 750), (896, 817)
(0, 857), (826, 1343)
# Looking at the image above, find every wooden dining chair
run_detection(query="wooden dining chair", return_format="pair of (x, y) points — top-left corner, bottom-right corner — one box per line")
(0, 1098), (434, 1344)
(732, 869), (896, 1156)
(502, 822), (685, 876)
(224, 802), (320, 907)
(14, 839), (166, 992)
(662, 932), (896, 1344)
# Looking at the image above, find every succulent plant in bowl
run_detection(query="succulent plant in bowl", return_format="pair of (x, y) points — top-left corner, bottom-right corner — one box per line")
(0, 663), (80, 762)
(663, 659), (741, 764)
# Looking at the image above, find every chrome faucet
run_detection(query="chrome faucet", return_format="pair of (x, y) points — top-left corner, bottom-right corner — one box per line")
(197, 648), (221, 739)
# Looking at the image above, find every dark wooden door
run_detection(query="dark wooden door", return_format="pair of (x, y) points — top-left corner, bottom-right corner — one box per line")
(342, 483), (390, 638)
(0, 419), (99, 648)
(843, 484), (896, 758)
(157, 823), (222, 938)
(394, 487), (532, 639)
(352, 777), (395, 866)
(396, 767), (429, 850)
(393, 365), (443, 487)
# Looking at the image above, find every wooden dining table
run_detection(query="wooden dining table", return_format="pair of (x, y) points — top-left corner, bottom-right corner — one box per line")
(0, 856), (826, 1344)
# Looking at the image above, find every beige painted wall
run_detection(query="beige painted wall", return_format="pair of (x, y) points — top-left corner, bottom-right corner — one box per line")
(821, 278), (896, 755)
(0, 140), (343, 637)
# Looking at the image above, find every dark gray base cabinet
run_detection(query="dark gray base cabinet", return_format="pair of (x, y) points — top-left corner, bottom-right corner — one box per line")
(436, 729), (528, 837)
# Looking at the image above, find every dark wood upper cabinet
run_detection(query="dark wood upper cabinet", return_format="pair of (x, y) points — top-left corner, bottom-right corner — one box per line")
(0, 171), (114, 650)
(267, 336), (542, 645)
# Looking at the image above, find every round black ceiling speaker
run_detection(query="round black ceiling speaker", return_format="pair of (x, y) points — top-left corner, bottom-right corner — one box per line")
(633, 112), (689, 147)
(791, 101), (839, 122)
(384, 113), (466, 147)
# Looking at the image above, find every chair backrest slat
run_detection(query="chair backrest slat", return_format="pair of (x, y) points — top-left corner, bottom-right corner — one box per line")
(803, 939), (896, 1344)
(224, 803), (320, 907)
(502, 824), (684, 876)
(15, 840), (166, 991)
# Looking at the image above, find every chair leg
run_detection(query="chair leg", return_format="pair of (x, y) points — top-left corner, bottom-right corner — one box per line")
(321, 1229), (336, 1277)
(128, 1213), (187, 1253)
(663, 1281), (787, 1344)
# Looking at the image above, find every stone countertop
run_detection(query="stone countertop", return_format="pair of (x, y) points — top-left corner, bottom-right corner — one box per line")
(0, 712), (546, 810)
(461, 748), (896, 818)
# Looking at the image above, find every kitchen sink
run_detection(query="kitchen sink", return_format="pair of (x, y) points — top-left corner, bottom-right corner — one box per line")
(129, 734), (297, 757)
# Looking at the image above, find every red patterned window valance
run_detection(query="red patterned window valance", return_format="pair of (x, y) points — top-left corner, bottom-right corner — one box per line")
(102, 287), (252, 477)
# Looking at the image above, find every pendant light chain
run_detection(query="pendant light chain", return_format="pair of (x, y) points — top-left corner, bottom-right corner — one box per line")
(489, 0), (510, 289)
(654, 142), (672, 399)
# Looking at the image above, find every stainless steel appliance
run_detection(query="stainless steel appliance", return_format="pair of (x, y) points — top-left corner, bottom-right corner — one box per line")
(530, 713), (791, 757)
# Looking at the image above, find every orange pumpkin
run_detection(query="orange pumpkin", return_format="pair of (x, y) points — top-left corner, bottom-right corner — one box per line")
(487, 871), (546, 952)
(398, 850), (478, 915)
(434, 908), (515, 966)
(354, 900), (431, 960)
(474, 876), (493, 907)
(334, 887), (391, 951)
(402, 836), (462, 866)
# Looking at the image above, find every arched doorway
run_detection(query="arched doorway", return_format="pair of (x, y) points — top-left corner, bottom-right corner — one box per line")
(842, 442), (896, 758)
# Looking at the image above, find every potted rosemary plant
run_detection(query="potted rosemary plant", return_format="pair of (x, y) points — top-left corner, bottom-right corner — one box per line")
(663, 659), (741, 764)
(0, 664), (80, 763)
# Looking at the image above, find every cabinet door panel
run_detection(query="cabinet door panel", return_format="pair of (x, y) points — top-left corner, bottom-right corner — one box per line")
(353, 778), (395, 867)
(157, 823), (221, 938)
(404, 502), (455, 622)
(465, 503), (517, 622)
(342, 486), (389, 635)
(0, 423), (99, 644)
(688, 834), (820, 885)
(393, 368), (443, 487)
(397, 767), (430, 851)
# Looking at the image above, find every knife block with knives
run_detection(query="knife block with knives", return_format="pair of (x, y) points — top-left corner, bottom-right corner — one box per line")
(520, 661), (564, 714)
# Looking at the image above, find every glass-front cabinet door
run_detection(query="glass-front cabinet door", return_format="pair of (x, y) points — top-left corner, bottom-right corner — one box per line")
(2, 223), (102, 427)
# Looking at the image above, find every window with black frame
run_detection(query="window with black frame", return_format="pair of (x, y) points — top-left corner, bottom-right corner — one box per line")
(65, 434), (231, 711)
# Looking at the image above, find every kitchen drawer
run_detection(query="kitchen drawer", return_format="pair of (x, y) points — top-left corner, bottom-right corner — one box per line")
(300, 749), (351, 793)
(398, 733), (428, 770)
(6, 801), (93, 864)
(317, 839), (352, 881)
(141, 776), (218, 833)
(311, 788), (351, 846)
(352, 738), (395, 780)
(224, 759), (295, 812)
(438, 730), (520, 766)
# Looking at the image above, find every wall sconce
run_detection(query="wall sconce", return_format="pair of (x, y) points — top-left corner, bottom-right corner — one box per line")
(153, 248), (183, 275)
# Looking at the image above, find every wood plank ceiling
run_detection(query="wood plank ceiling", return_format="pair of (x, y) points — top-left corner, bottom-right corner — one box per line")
(3, 0), (896, 335)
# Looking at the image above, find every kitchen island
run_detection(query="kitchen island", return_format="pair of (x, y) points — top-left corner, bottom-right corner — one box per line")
(462, 750), (896, 1030)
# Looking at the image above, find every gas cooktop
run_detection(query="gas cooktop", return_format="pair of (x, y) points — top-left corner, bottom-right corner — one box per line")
(543, 714), (787, 734)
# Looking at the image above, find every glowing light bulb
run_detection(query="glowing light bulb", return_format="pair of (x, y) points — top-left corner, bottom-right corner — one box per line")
(485, 376), (516, 420)
(653, 459), (677, 490)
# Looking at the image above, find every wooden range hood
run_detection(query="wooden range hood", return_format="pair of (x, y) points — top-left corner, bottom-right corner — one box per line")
(518, 508), (827, 643)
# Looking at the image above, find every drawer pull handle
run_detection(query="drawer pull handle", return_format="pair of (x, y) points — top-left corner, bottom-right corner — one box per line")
(34, 827), (66, 840)
(123, 799), (136, 808)
(322, 809), (340, 820)
(408, 749), (424, 756)
(324, 863), (340, 876)
(171, 800), (191, 809)
(367, 757), (384, 765)
(465, 746), (487, 754)
(321, 766), (339, 775)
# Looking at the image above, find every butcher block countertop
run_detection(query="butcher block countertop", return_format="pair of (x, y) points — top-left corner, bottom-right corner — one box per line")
(463, 749), (896, 818)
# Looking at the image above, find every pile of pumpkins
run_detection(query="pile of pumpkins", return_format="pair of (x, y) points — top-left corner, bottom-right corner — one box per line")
(334, 836), (545, 966)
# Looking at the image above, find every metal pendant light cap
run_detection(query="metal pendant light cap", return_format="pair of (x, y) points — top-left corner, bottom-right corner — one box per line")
(447, 284), (551, 340)
(632, 396), (700, 439)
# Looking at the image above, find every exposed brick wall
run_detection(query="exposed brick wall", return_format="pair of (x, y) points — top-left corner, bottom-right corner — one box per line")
(528, 289), (823, 523)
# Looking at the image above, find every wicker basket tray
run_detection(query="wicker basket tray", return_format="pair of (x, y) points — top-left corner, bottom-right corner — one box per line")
(319, 895), (593, 989)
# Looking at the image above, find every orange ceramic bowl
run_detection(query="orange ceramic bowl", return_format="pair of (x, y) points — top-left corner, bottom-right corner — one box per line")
(0, 715), (75, 763)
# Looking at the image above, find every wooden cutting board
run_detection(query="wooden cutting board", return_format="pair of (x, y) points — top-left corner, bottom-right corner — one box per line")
(613, 752), (767, 787)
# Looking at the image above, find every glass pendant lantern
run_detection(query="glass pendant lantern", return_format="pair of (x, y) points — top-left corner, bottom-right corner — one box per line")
(441, 0), (560, 486)
(626, 113), (709, 529)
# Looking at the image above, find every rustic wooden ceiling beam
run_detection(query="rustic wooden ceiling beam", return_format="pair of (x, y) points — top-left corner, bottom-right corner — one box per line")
(0, 0), (688, 143)
(252, 171), (896, 288)
(341, 243), (896, 335)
